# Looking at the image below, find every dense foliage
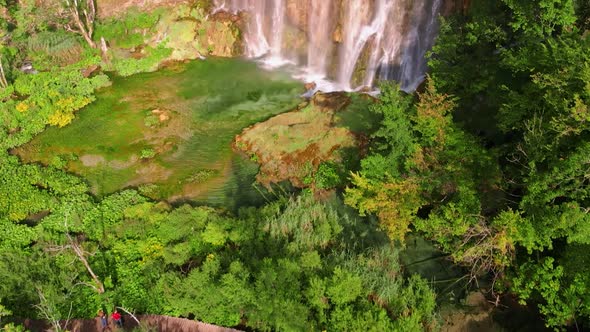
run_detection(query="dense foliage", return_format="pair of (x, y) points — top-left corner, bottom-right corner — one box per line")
(0, 1), (439, 331)
(346, 0), (590, 328)
(414, 0), (589, 328)
(1, 0), (589, 331)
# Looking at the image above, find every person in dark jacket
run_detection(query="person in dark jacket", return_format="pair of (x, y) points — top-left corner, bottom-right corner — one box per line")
(98, 310), (111, 332)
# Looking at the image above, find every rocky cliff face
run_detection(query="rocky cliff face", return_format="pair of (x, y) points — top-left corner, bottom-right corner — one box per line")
(441, 0), (471, 15)
(97, 0), (190, 18)
(93, 0), (469, 82)
(96, 0), (241, 59)
(95, 0), (469, 62)
(285, 0), (309, 32)
(151, 7), (241, 59)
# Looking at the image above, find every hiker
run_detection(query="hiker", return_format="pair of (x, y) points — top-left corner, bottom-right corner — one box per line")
(111, 308), (123, 328)
(98, 310), (112, 332)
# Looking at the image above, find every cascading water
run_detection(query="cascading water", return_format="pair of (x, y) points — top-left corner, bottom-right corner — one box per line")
(214, 0), (270, 57)
(336, 0), (371, 89)
(363, 0), (406, 88)
(306, 0), (333, 79)
(213, 0), (442, 92)
(268, 0), (285, 60)
(394, 0), (442, 91)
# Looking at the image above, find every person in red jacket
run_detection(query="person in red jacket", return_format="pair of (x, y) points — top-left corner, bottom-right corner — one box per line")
(111, 309), (122, 328)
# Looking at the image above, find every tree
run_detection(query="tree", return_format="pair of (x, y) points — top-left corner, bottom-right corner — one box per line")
(62, 0), (97, 48)
(0, 3), (13, 89)
(46, 220), (105, 295)
(576, 0), (590, 30)
(0, 54), (8, 89)
(428, 0), (590, 327)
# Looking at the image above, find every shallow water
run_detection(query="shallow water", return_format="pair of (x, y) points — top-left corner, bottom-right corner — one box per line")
(17, 58), (303, 206)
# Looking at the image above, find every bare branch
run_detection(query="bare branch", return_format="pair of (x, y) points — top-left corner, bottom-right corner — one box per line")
(64, 24), (82, 35)
(63, 0), (97, 48)
(116, 306), (141, 325)
(73, 281), (101, 293)
(63, 301), (74, 332)
(44, 244), (73, 253)
(34, 288), (63, 332)
(62, 217), (105, 294)
(84, 0), (96, 37)
(0, 56), (8, 88)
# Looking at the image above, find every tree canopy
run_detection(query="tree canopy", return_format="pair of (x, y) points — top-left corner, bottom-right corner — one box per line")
(0, 0), (589, 331)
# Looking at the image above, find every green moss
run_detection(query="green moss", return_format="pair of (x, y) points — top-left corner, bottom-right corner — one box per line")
(95, 8), (161, 49)
(334, 94), (378, 133)
(112, 43), (173, 77)
(96, 3), (241, 72)
(17, 58), (301, 204)
(165, 19), (201, 59)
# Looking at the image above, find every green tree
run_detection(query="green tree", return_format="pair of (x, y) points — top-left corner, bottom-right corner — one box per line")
(428, 0), (590, 327)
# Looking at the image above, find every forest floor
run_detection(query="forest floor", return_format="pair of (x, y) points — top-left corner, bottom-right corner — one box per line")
(440, 292), (502, 332)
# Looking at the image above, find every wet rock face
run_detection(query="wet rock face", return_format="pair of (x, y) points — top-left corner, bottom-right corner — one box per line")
(441, 0), (471, 15)
(285, 0), (310, 32)
(349, 36), (375, 89)
(100, 1), (242, 59)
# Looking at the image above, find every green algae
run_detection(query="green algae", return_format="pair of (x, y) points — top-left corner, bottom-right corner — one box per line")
(16, 58), (302, 205)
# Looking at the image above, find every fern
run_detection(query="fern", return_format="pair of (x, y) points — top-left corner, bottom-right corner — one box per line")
(27, 31), (85, 67)
(27, 31), (80, 55)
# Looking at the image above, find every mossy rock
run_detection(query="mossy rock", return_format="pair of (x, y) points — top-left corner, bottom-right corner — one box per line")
(147, 5), (241, 59)
(162, 19), (202, 60)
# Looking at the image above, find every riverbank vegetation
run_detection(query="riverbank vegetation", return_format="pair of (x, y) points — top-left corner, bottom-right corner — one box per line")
(0, 0), (589, 331)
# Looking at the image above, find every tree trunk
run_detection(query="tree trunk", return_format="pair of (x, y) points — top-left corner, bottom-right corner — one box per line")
(100, 37), (109, 62)
(65, 0), (97, 49)
(81, 32), (97, 48)
(0, 56), (8, 88)
(73, 15), (96, 48)
(70, 239), (105, 294)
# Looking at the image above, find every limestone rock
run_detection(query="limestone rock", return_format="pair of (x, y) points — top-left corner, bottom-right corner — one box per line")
(82, 64), (101, 78)
(96, 0), (189, 18)
(304, 82), (317, 91)
(286, 0), (309, 32)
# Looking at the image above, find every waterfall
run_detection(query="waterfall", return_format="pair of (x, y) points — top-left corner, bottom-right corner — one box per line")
(269, 0), (285, 59)
(363, 0), (406, 88)
(336, 0), (372, 90)
(213, 0), (442, 92)
(213, 0), (270, 57)
(306, 0), (333, 79)
(394, 0), (442, 91)
(244, 0), (271, 58)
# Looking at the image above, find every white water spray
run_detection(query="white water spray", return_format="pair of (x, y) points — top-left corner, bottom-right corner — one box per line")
(214, 0), (442, 92)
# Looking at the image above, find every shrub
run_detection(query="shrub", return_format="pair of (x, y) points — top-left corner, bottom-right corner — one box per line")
(113, 43), (172, 77)
(144, 114), (160, 128)
(140, 148), (156, 159)
(315, 161), (345, 189)
(50, 155), (67, 169)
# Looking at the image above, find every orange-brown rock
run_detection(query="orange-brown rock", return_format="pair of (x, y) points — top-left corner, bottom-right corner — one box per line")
(286, 0), (310, 31)
(96, 0), (189, 18)
(441, 0), (471, 16)
(82, 64), (101, 78)
(304, 82), (317, 91)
